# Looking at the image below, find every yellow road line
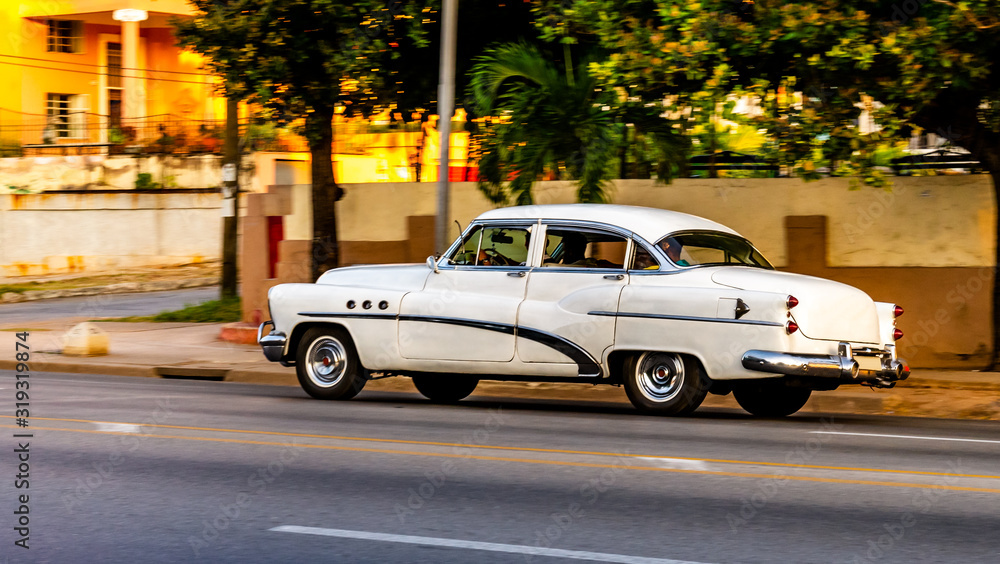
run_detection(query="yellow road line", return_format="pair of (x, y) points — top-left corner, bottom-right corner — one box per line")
(3, 414), (998, 480)
(5, 423), (1000, 495)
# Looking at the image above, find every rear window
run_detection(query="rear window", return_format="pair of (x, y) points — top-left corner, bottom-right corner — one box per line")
(657, 232), (773, 269)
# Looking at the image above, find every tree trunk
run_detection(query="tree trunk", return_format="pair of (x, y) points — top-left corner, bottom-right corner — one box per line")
(220, 96), (240, 299)
(307, 105), (343, 281)
(991, 170), (1000, 370)
(958, 123), (1000, 370)
(912, 93), (1000, 370)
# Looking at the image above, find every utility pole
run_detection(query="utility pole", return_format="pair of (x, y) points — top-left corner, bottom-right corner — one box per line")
(434, 0), (458, 253)
(220, 96), (240, 299)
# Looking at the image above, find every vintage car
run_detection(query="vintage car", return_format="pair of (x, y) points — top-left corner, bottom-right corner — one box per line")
(258, 204), (908, 417)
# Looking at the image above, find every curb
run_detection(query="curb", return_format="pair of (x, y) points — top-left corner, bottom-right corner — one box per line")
(0, 278), (219, 304)
(0, 358), (293, 385)
(219, 323), (259, 345)
(0, 358), (157, 378)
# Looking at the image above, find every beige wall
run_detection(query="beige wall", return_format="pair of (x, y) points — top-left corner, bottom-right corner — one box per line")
(0, 191), (221, 277)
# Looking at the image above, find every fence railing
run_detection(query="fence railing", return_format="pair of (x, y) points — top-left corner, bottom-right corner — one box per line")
(0, 109), (310, 156)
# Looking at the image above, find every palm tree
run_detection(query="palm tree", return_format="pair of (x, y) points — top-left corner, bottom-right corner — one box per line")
(469, 42), (689, 204)
(468, 43), (622, 204)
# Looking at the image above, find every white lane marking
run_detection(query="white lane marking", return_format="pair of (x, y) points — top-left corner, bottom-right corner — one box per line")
(270, 526), (711, 564)
(636, 457), (710, 470)
(811, 431), (1000, 445)
(94, 423), (142, 433)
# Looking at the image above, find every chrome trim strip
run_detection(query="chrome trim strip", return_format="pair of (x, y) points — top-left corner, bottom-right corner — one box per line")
(589, 310), (783, 327)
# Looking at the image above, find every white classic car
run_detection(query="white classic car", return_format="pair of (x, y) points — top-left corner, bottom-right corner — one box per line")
(259, 204), (908, 417)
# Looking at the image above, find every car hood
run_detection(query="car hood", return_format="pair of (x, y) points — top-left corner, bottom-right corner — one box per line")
(316, 264), (431, 292)
(711, 268), (881, 344)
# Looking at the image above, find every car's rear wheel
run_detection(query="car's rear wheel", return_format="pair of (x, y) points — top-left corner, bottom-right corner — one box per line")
(295, 327), (367, 400)
(412, 374), (479, 403)
(733, 380), (811, 417)
(623, 352), (709, 415)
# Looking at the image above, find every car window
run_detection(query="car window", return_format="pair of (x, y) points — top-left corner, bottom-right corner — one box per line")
(631, 243), (660, 270)
(541, 228), (628, 269)
(449, 225), (530, 267)
(657, 232), (773, 269)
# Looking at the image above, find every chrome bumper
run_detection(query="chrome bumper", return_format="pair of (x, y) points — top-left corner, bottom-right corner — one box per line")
(742, 343), (910, 387)
(257, 321), (287, 362)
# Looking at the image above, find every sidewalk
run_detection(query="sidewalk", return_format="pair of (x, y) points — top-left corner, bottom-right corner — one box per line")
(0, 262), (220, 303)
(2, 315), (998, 421)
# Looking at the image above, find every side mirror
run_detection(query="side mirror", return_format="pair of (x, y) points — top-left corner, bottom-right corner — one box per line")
(426, 255), (440, 273)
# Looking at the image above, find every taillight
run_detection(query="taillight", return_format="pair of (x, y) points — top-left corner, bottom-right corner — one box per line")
(893, 328), (904, 341)
(786, 320), (799, 334)
(893, 305), (904, 318)
(786, 295), (799, 309)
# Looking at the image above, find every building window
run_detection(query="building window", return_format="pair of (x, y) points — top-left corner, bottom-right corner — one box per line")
(46, 19), (83, 53)
(45, 94), (89, 141)
(107, 42), (122, 88)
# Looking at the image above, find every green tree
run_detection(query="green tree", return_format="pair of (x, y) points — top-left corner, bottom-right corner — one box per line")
(536, 0), (1000, 366)
(469, 42), (687, 204)
(175, 0), (429, 279)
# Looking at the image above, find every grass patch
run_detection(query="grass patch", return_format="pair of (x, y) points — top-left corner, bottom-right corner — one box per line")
(0, 263), (220, 295)
(1, 274), (156, 294)
(113, 297), (242, 323)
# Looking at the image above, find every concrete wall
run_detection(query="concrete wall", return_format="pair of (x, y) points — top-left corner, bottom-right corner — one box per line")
(0, 190), (222, 277)
(333, 177), (995, 269)
(0, 154), (233, 192)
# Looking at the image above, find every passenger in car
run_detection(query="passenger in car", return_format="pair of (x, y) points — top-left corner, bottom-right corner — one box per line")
(660, 238), (690, 266)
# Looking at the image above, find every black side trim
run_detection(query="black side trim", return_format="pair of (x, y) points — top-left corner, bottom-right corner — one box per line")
(302, 311), (602, 377)
(590, 310), (783, 327)
(398, 315), (515, 336)
(399, 315), (601, 377)
(514, 326), (602, 377)
(299, 312), (398, 320)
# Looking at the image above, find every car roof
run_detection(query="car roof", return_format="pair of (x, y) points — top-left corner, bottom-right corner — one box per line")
(475, 204), (740, 242)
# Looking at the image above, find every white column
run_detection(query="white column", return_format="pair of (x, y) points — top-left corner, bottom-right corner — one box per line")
(122, 20), (138, 119)
(113, 9), (147, 121)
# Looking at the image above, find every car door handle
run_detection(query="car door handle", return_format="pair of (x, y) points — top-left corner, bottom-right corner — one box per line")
(603, 274), (625, 280)
(507, 271), (526, 277)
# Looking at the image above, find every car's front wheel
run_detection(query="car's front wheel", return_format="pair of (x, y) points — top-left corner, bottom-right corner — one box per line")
(412, 374), (479, 403)
(623, 352), (709, 415)
(733, 380), (811, 417)
(295, 327), (367, 400)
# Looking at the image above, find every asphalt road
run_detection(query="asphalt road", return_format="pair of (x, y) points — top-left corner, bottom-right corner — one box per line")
(3, 372), (1000, 564)
(0, 287), (219, 325)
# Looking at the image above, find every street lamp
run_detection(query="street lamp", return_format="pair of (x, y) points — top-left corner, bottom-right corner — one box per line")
(435, 0), (458, 254)
(112, 9), (148, 22)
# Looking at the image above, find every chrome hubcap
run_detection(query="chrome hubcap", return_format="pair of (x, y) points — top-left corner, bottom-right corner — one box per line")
(305, 336), (347, 388)
(636, 352), (685, 402)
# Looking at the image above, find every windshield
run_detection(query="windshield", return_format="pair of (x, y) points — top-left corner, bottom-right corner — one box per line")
(657, 232), (773, 269)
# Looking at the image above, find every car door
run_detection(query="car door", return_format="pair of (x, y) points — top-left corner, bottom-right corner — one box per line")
(515, 224), (630, 376)
(398, 222), (533, 362)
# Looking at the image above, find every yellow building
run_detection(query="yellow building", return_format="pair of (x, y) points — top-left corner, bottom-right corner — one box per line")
(0, 0), (471, 184)
(0, 0), (223, 147)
